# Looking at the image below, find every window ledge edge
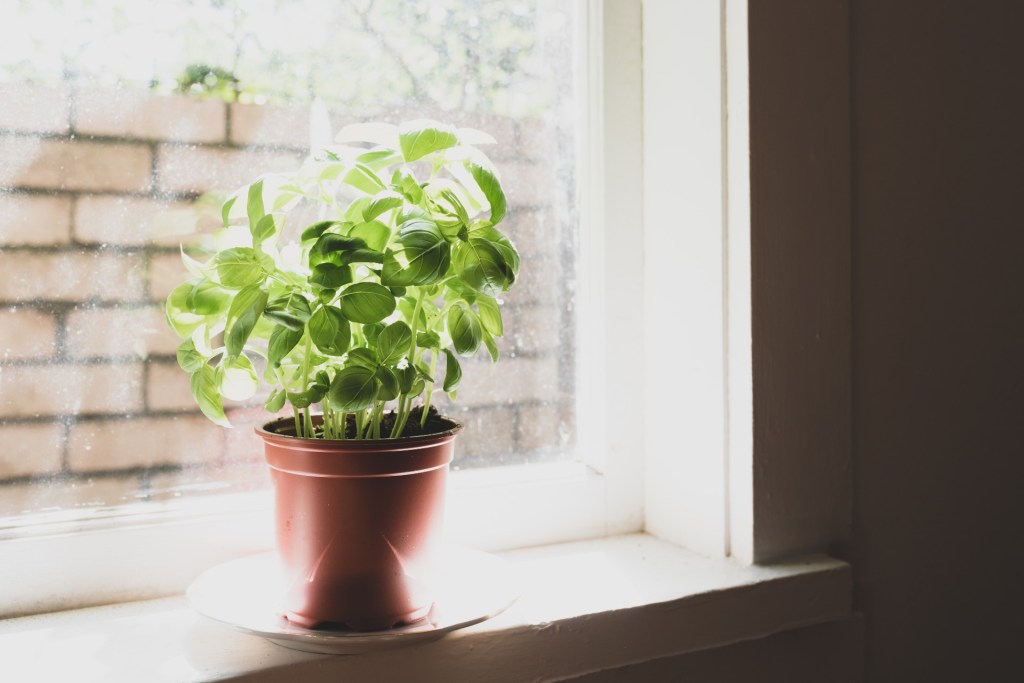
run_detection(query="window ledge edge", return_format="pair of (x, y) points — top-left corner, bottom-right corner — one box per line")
(0, 533), (851, 682)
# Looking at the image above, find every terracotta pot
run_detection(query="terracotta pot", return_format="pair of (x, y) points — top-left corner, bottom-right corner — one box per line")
(256, 416), (462, 631)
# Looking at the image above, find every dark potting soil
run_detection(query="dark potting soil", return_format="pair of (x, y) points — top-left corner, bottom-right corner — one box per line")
(271, 405), (458, 440)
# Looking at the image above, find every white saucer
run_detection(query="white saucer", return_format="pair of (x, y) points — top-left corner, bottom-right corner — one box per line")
(187, 547), (518, 654)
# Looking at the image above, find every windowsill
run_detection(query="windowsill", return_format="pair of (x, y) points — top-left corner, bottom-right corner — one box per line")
(0, 534), (851, 682)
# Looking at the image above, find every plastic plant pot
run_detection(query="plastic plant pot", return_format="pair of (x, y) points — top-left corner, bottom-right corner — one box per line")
(257, 416), (462, 631)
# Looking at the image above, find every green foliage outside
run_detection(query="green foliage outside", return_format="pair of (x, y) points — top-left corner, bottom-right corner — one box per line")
(0, 0), (572, 117)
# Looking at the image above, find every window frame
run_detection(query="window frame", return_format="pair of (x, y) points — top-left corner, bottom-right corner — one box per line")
(0, 0), (855, 618)
(0, 0), (648, 618)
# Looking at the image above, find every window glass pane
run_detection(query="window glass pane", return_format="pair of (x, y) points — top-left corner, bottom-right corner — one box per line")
(0, 0), (579, 520)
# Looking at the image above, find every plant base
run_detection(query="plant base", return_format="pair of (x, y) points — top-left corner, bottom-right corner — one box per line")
(258, 415), (461, 631)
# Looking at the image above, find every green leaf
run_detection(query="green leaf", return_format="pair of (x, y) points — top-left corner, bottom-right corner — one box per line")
(468, 162), (506, 225)
(375, 366), (399, 400)
(356, 147), (402, 170)
(445, 277), (478, 304)
(417, 330), (441, 348)
(310, 233), (382, 267)
(247, 179), (265, 230)
(176, 338), (206, 373)
(362, 191), (405, 222)
(344, 198), (371, 223)
(301, 220), (341, 244)
(264, 292), (312, 331)
(310, 263), (353, 288)
(329, 365), (379, 412)
(180, 246), (209, 278)
(337, 282), (396, 324)
(346, 347), (379, 369)
(472, 225), (521, 279)
(397, 364), (416, 394)
(436, 188), (470, 226)
(475, 295), (503, 336)
(190, 323), (216, 356)
(343, 163), (386, 194)
(221, 195), (237, 227)
(381, 218), (451, 287)
(216, 247), (266, 289)
(287, 386), (325, 409)
(251, 213), (277, 245)
(272, 191), (298, 212)
(190, 365), (231, 427)
(399, 120), (459, 162)
(225, 285), (268, 359)
(376, 321), (412, 364)
(443, 349), (462, 392)
(361, 323), (384, 348)
(217, 352), (259, 401)
(186, 279), (230, 316)
(268, 324), (302, 367)
(307, 383), (328, 404)
(415, 361), (434, 382)
(392, 167), (424, 203)
(397, 295), (428, 328)
(453, 238), (513, 296)
(165, 282), (204, 337)
(265, 389), (287, 412)
(349, 220), (391, 252)
(481, 326), (500, 363)
(308, 305), (351, 356)
(448, 305), (482, 356)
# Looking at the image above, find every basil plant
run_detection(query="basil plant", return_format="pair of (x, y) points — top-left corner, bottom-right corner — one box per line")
(165, 120), (519, 439)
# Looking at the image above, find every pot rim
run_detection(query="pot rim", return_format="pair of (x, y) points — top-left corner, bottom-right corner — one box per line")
(256, 414), (464, 448)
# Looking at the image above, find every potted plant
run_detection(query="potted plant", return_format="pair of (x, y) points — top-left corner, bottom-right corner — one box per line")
(165, 120), (519, 630)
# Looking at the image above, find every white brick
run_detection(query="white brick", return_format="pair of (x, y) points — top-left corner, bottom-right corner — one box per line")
(0, 252), (145, 302)
(0, 83), (70, 134)
(147, 252), (189, 302)
(230, 103), (311, 148)
(0, 424), (63, 478)
(156, 145), (301, 194)
(146, 361), (195, 412)
(73, 195), (215, 247)
(0, 193), (71, 245)
(76, 89), (226, 143)
(452, 355), (561, 406)
(0, 137), (152, 192)
(67, 415), (223, 471)
(0, 308), (58, 360)
(65, 305), (178, 359)
(0, 363), (144, 417)
(518, 401), (575, 453)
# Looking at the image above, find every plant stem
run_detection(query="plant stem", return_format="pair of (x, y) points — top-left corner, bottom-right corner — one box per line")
(300, 333), (313, 394)
(421, 350), (439, 428)
(389, 395), (406, 438)
(407, 287), (425, 363)
(292, 405), (302, 438)
(298, 333), (314, 438)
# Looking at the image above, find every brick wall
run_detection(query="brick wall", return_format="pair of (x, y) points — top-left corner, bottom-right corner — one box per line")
(0, 83), (575, 517)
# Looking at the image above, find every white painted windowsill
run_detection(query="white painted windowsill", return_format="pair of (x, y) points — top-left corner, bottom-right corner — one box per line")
(0, 534), (850, 683)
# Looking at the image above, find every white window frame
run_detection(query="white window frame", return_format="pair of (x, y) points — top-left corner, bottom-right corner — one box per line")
(3, 0), (840, 619)
(0, 0), (647, 617)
